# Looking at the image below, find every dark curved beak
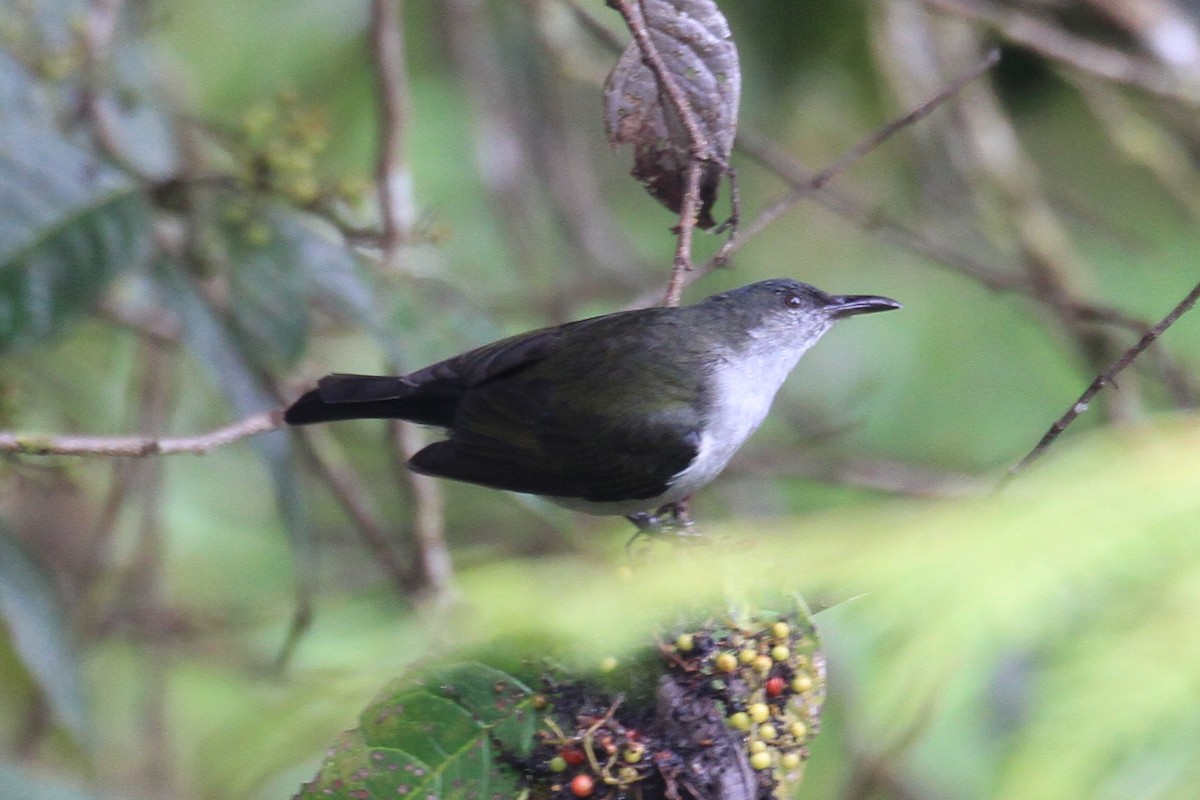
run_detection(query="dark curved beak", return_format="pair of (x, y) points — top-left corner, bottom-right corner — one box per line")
(826, 294), (902, 318)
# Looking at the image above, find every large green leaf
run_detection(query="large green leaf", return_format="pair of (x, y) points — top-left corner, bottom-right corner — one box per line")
(155, 263), (313, 653)
(296, 662), (536, 799)
(0, 93), (151, 349)
(0, 522), (88, 743)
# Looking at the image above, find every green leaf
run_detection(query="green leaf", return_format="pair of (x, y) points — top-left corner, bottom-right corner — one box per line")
(297, 662), (536, 799)
(223, 210), (312, 369)
(0, 521), (88, 743)
(0, 112), (150, 350)
(155, 263), (313, 652)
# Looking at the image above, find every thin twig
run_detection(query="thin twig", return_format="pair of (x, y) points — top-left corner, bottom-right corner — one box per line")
(714, 49), (999, 275)
(1009, 278), (1200, 477)
(0, 411), (281, 457)
(819, 48), (1000, 191)
(291, 425), (418, 594)
(664, 160), (703, 306)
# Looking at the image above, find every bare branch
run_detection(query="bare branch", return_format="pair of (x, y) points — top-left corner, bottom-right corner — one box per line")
(0, 411), (281, 457)
(1009, 278), (1200, 477)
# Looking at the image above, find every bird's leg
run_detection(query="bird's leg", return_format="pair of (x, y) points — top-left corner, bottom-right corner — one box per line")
(624, 499), (699, 548)
(667, 498), (696, 530)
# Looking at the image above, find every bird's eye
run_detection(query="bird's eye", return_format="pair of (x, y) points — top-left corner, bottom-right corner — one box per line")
(783, 292), (804, 309)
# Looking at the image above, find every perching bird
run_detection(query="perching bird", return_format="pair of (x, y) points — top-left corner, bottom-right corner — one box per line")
(285, 279), (899, 527)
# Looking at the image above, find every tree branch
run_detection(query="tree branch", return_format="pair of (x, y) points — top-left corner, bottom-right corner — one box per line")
(1009, 278), (1200, 477)
(0, 411), (281, 457)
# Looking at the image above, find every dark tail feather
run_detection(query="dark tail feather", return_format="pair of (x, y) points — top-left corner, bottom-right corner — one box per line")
(284, 374), (457, 427)
(284, 388), (403, 425)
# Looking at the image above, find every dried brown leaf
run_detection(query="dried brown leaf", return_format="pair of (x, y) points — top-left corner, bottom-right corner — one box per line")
(604, 0), (741, 228)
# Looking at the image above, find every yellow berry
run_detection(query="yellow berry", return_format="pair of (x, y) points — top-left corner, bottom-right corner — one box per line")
(624, 744), (644, 763)
(714, 652), (737, 673)
(600, 656), (618, 672)
(738, 648), (757, 665)
(753, 655), (773, 674)
(791, 673), (813, 693)
(771, 645), (790, 662)
(789, 721), (808, 740)
(748, 703), (770, 724)
(758, 723), (778, 741)
(771, 621), (790, 639)
(675, 633), (695, 652)
(748, 740), (767, 754)
(780, 751), (802, 770)
(749, 750), (772, 770)
(728, 712), (751, 732)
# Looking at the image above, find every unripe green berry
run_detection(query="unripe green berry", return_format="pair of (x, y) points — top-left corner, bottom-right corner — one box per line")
(548, 755), (567, 773)
(791, 673), (813, 693)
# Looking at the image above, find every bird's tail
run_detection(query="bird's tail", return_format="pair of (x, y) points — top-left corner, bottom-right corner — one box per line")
(284, 374), (417, 425)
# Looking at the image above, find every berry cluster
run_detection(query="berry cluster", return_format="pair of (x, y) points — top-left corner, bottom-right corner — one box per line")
(672, 618), (824, 781)
(527, 688), (654, 799)
(521, 612), (824, 799)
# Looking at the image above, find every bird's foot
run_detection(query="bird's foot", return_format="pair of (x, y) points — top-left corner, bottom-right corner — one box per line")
(624, 501), (703, 555)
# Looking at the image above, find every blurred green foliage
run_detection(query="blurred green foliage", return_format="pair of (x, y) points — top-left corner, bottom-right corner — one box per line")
(2, 0), (1200, 798)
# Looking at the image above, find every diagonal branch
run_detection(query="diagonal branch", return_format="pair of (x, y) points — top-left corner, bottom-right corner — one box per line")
(1008, 278), (1200, 477)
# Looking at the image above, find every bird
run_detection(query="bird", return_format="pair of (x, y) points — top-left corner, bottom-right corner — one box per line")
(284, 278), (899, 528)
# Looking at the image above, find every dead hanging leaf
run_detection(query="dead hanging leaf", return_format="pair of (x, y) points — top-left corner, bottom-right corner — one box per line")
(605, 0), (740, 229)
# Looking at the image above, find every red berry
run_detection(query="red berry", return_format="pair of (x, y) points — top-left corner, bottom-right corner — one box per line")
(561, 747), (585, 766)
(570, 774), (594, 797)
(765, 676), (785, 697)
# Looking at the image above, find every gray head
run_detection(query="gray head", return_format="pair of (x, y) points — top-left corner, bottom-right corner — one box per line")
(697, 278), (901, 349)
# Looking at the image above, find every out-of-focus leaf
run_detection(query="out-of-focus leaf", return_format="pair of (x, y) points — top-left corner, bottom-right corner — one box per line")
(155, 263), (313, 647)
(0, 116), (151, 350)
(0, 763), (123, 800)
(224, 214), (311, 370)
(0, 522), (88, 743)
(605, 0), (740, 228)
(296, 662), (535, 799)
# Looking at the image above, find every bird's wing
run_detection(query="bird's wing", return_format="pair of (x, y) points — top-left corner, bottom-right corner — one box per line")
(408, 375), (703, 503)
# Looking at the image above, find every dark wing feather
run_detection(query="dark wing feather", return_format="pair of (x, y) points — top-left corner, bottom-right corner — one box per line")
(284, 324), (573, 427)
(408, 373), (702, 503)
